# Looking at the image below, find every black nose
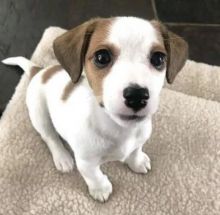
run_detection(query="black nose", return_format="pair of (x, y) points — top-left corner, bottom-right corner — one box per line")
(123, 84), (149, 112)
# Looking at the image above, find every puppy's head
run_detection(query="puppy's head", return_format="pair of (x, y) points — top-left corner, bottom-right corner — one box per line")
(54, 17), (188, 127)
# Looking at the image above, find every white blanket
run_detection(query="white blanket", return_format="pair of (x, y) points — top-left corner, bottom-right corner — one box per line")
(0, 27), (219, 215)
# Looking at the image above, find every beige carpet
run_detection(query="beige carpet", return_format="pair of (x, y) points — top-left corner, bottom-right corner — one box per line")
(0, 27), (219, 215)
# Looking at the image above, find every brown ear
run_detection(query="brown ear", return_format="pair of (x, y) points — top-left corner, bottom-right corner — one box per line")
(53, 19), (98, 83)
(151, 20), (188, 84)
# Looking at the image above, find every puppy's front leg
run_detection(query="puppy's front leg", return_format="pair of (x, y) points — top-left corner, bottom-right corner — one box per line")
(76, 159), (112, 202)
(125, 147), (151, 174)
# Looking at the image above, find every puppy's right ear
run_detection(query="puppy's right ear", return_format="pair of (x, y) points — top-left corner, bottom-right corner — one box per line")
(151, 20), (188, 84)
(53, 19), (98, 83)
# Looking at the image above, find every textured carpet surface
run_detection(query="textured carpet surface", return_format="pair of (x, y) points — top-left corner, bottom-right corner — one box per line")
(0, 27), (219, 215)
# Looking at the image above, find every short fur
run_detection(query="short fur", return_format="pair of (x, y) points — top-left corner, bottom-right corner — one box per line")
(151, 20), (188, 83)
(41, 65), (62, 83)
(2, 17), (188, 202)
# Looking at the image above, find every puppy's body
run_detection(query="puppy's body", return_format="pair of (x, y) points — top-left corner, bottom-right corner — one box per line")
(27, 66), (152, 163)
(3, 17), (188, 202)
(20, 62), (151, 202)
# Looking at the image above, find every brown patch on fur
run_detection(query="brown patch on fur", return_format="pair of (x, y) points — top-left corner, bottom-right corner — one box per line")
(151, 20), (188, 84)
(54, 17), (117, 103)
(151, 43), (166, 54)
(41, 65), (62, 84)
(84, 19), (119, 103)
(61, 77), (84, 101)
(30, 66), (42, 79)
(53, 18), (102, 83)
(61, 81), (75, 101)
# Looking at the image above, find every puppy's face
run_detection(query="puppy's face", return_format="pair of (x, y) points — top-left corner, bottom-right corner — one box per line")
(54, 17), (188, 127)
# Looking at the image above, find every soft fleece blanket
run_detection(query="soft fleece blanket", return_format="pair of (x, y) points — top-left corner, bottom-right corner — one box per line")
(0, 27), (219, 215)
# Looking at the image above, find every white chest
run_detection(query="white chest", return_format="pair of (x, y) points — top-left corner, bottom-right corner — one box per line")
(45, 74), (152, 164)
(67, 117), (152, 164)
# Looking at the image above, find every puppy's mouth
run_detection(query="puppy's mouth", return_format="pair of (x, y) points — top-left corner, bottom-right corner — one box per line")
(118, 114), (146, 121)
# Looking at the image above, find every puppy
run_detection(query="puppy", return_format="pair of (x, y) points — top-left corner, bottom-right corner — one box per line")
(2, 17), (188, 202)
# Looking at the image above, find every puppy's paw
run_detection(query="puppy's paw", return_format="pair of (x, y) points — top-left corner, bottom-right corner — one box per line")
(53, 149), (74, 173)
(88, 176), (112, 202)
(127, 152), (151, 174)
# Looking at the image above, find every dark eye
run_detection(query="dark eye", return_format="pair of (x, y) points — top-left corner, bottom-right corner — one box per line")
(150, 52), (166, 70)
(94, 49), (112, 68)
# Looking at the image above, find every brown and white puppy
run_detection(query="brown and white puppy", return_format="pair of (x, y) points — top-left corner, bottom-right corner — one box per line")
(2, 17), (188, 202)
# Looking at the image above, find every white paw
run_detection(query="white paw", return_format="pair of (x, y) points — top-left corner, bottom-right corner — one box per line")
(53, 149), (74, 173)
(88, 176), (112, 202)
(128, 152), (151, 174)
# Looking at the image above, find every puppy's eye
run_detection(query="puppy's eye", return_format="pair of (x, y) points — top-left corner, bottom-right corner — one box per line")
(150, 52), (166, 70)
(94, 49), (111, 68)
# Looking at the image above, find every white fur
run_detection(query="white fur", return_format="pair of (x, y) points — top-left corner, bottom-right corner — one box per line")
(2, 17), (166, 202)
(103, 17), (166, 127)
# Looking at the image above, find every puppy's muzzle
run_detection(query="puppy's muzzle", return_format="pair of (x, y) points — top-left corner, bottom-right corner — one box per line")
(123, 84), (149, 112)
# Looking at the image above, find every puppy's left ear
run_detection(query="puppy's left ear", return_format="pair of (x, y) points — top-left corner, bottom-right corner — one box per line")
(53, 19), (98, 83)
(151, 20), (189, 84)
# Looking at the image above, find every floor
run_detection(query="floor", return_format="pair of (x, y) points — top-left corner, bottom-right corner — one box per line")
(0, 0), (219, 117)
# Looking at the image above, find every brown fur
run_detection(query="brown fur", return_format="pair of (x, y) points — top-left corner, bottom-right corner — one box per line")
(61, 77), (84, 101)
(151, 43), (166, 54)
(151, 20), (188, 83)
(53, 18), (117, 103)
(53, 18), (102, 83)
(30, 66), (42, 79)
(41, 65), (62, 84)
(85, 20), (120, 103)
(61, 81), (75, 101)
(54, 18), (188, 106)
